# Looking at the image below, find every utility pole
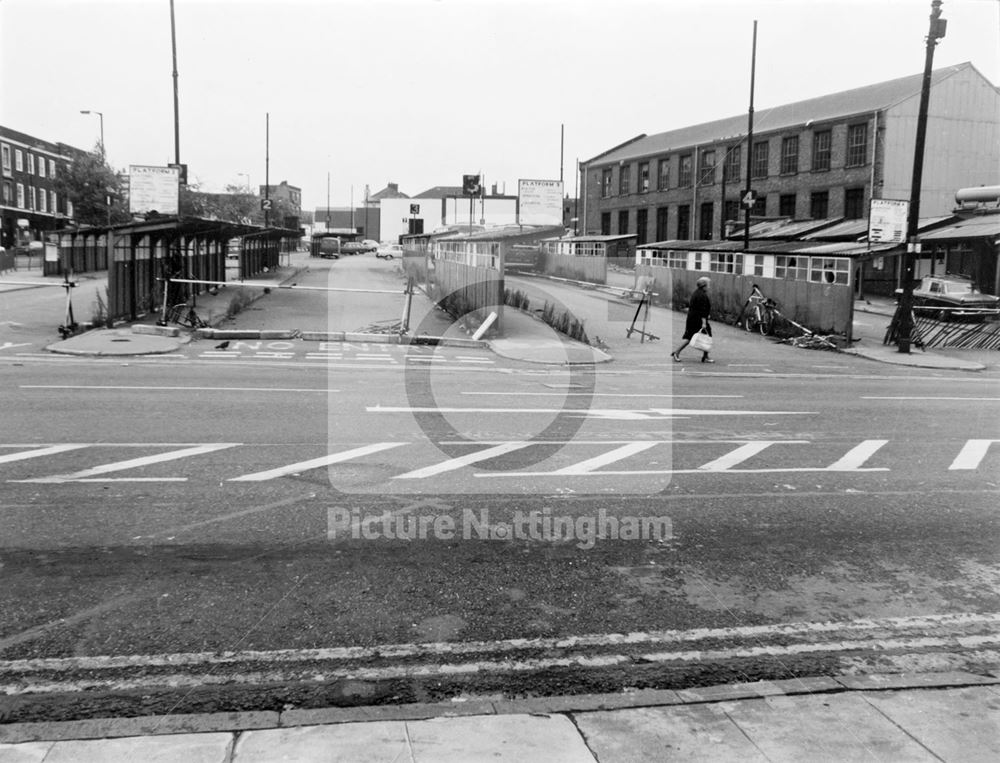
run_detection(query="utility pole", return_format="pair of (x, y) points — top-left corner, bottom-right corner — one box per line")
(743, 20), (758, 253)
(895, 0), (946, 353)
(264, 112), (270, 227)
(169, 0), (180, 169)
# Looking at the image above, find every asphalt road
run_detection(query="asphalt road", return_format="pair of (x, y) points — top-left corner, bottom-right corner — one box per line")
(1, 260), (999, 720)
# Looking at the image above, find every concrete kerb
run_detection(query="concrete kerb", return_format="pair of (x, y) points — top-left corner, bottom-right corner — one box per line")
(2, 671), (998, 744)
(195, 327), (489, 350)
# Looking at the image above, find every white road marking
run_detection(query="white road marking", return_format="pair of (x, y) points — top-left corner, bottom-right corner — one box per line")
(862, 396), (1000, 402)
(550, 442), (660, 475)
(229, 443), (407, 482)
(11, 444), (241, 483)
(0, 444), (88, 464)
(462, 392), (743, 398)
(394, 441), (534, 479)
(825, 440), (888, 471)
(698, 441), (803, 471)
(368, 406), (813, 418)
(950, 440), (1000, 470)
(198, 352), (240, 358)
(21, 385), (334, 393)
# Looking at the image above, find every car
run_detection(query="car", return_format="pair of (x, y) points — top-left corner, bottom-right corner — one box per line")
(361, 239), (379, 253)
(338, 241), (370, 256)
(897, 275), (1000, 320)
(375, 243), (403, 260)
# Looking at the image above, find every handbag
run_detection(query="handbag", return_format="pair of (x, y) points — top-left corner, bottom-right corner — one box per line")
(690, 330), (713, 352)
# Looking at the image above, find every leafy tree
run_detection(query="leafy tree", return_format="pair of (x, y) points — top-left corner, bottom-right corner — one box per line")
(180, 183), (259, 223)
(54, 143), (130, 226)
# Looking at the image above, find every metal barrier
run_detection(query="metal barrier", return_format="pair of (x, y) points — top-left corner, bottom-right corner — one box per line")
(0, 275), (80, 337)
(913, 307), (1000, 350)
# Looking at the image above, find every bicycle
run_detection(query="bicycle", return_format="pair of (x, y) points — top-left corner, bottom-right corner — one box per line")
(742, 284), (776, 335)
(164, 302), (208, 329)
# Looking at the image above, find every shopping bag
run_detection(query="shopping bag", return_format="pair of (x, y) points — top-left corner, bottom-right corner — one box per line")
(690, 331), (713, 352)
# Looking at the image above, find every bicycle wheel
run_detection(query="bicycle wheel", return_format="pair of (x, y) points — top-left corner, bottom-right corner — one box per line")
(758, 309), (773, 336)
(188, 310), (208, 329)
(744, 305), (761, 333)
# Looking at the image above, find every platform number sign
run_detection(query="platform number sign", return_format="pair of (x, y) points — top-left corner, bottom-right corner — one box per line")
(261, 198), (273, 211)
(741, 190), (756, 210)
(462, 174), (481, 196)
(410, 204), (420, 215)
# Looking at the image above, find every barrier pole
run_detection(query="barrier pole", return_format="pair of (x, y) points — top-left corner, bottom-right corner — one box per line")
(158, 277), (170, 325)
(401, 278), (413, 333)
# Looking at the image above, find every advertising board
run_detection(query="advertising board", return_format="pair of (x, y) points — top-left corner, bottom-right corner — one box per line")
(518, 179), (563, 226)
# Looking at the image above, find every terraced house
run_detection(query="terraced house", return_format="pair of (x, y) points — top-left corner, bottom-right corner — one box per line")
(580, 62), (1000, 245)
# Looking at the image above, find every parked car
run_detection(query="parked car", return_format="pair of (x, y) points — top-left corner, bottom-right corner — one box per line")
(376, 243), (403, 260)
(361, 239), (379, 253)
(338, 241), (370, 256)
(896, 275), (1000, 320)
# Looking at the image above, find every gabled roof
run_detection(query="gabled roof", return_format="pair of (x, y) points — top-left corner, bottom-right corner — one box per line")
(589, 63), (981, 166)
(369, 184), (409, 201)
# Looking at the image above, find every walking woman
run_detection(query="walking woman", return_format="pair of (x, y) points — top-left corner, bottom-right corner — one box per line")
(671, 276), (714, 363)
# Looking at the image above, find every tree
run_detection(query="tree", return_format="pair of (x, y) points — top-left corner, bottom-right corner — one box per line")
(180, 183), (258, 223)
(54, 143), (130, 226)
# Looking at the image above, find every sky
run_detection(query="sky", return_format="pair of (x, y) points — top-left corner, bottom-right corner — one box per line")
(2, 0), (998, 212)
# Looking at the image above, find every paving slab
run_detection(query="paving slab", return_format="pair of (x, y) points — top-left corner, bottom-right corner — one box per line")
(406, 714), (595, 762)
(861, 687), (1000, 762)
(575, 703), (767, 762)
(236, 721), (410, 762)
(0, 742), (53, 763)
(723, 692), (938, 761)
(38, 733), (233, 763)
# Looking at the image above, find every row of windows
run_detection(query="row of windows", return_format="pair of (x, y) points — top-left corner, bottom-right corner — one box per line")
(602, 187), (867, 243)
(433, 241), (501, 270)
(1, 143), (58, 179)
(1, 180), (65, 215)
(600, 124), (868, 198)
(542, 241), (610, 257)
(636, 249), (851, 285)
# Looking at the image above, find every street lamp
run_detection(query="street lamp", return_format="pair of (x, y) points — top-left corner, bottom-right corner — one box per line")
(79, 110), (104, 156)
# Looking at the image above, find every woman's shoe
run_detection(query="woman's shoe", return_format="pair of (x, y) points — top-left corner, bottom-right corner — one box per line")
(671, 352), (682, 362)
(701, 356), (715, 363)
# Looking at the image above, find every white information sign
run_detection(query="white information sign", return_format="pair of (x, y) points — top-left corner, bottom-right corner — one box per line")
(129, 165), (180, 215)
(868, 199), (908, 243)
(518, 179), (563, 226)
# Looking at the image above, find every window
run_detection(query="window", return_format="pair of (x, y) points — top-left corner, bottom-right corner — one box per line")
(724, 200), (740, 224)
(812, 130), (831, 171)
(636, 208), (648, 245)
(844, 187), (865, 219)
(677, 204), (690, 239)
(27, 153), (35, 175)
(751, 141), (769, 178)
(49, 159), (56, 178)
(723, 145), (741, 183)
(2, 181), (11, 204)
(657, 158), (670, 190)
(846, 124), (867, 167)
(810, 257), (850, 285)
(51, 190), (57, 212)
(655, 207), (669, 241)
(699, 151), (715, 186)
(746, 254), (765, 277)
(752, 194), (767, 217)
(780, 136), (799, 175)
(601, 169), (613, 198)
(15, 149), (23, 172)
(600, 212), (611, 235)
(618, 209), (629, 235)
(775, 255), (808, 281)
(1, 144), (11, 174)
(66, 199), (74, 218)
(810, 190), (829, 219)
(638, 162), (650, 193)
(666, 250), (688, 269)
(619, 165), (631, 195)
(38, 158), (46, 178)
(16, 183), (24, 208)
(709, 252), (741, 274)
(699, 202), (714, 239)
(38, 189), (47, 213)
(678, 155), (692, 187)
(27, 185), (35, 209)
(779, 194), (797, 218)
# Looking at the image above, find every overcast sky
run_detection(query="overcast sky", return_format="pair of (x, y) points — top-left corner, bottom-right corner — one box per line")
(2, 0), (998, 211)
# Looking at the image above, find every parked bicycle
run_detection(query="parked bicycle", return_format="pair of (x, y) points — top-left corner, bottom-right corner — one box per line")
(163, 302), (208, 329)
(742, 284), (777, 335)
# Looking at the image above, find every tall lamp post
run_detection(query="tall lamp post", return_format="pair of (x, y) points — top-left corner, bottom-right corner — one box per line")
(79, 110), (104, 156)
(896, 0), (947, 353)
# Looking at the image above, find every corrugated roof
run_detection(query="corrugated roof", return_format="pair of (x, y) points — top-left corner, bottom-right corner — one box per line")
(920, 215), (1000, 241)
(546, 234), (636, 243)
(802, 219), (869, 240)
(591, 63), (976, 166)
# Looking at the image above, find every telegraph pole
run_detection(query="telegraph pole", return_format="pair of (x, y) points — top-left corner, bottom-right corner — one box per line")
(743, 21), (758, 252)
(895, 0), (946, 353)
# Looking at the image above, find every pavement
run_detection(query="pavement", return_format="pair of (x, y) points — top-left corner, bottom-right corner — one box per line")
(2, 255), (999, 760)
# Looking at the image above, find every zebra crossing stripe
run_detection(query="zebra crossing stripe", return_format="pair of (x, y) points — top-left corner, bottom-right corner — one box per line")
(11, 444), (241, 483)
(550, 442), (660, 475)
(393, 441), (534, 480)
(0, 444), (88, 464)
(949, 439), (1000, 470)
(229, 443), (408, 482)
(825, 440), (888, 471)
(698, 441), (796, 471)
